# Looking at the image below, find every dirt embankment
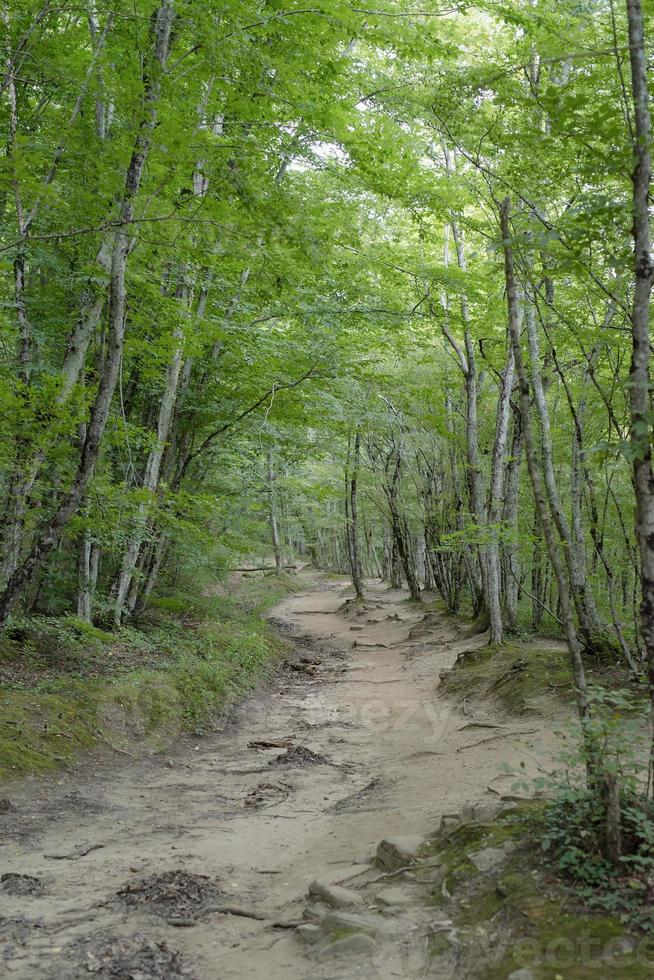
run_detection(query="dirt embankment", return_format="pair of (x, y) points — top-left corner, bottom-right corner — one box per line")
(0, 572), (564, 979)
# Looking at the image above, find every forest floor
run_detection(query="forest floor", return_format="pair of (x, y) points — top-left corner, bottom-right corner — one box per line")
(0, 571), (580, 979)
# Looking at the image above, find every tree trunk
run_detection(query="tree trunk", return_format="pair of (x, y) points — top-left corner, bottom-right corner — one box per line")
(625, 0), (654, 790)
(500, 198), (593, 764)
(0, 1), (175, 626)
(113, 319), (185, 625)
(525, 305), (602, 645)
(344, 431), (365, 599)
(77, 530), (99, 623)
(267, 448), (284, 574)
(503, 408), (523, 631)
(487, 346), (515, 644)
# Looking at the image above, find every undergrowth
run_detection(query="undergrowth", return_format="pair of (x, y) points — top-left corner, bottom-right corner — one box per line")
(0, 572), (297, 780)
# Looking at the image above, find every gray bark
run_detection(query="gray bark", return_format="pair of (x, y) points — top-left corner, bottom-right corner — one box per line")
(487, 346), (515, 644)
(345, 431), (365, 599)
(525, 305), (602, 642)
(502, 409), (523, 631)
(501, 198), (592, 747)
(267, 448), (284, 574)
(625, 0), (654, 787)
(0, 0), (175, 625)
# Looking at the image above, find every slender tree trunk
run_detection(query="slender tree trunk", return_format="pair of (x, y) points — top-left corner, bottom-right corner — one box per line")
(345, 431), (365, 599)
(503, 408), (523, 631)
(267, 448), (284, 574)
(0, 13), (113, 579)
(77, 530), (99, 623)
(525, 305), (602, 645)
(487, 346), (515, 644)
(0, 1), (175, 626)
(132, 531), (168, 619)
(501, 198), (593, 760)
(625, 0), (654, 789)
(113, 319), (185, 625)
(442, 151), (489, 619)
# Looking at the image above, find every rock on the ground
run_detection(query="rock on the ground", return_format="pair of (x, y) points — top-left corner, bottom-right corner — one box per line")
(296, 924), (322, 945)
(320, 910), (395, 938)
(375, 886), (413, 907)
(318, 933), (375, 959)
(468, 841), (516, 872)
(308, 878), (364, 909)
(507, 969), (536, 980)
(459, 804), (476, 824)
(375, 835), (425, 871)
(473, 801), (507, 823)
(439, 814), (461, 835)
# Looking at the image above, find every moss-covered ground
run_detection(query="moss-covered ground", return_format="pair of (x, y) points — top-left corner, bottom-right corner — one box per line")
(423, 804), (654, 979)
(427, 609), (654, 978)
(0, 573), (297, 780)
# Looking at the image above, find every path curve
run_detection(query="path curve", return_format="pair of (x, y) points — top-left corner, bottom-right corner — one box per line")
(0, 572), (561, 979)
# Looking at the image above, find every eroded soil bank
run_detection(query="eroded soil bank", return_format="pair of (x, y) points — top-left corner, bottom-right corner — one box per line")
(0, 572), (563, 979)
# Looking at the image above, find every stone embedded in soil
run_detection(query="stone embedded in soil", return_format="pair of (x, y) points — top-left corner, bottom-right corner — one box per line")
(439, 814), (462, 835)
(467, 842), (516, 872)
(507, 970), (536, 980)
(473, 801), (507, 823)
(308, 879), (364, 909)
(376, 835), (425, 870)
(459, 804), (476, 824)
(375, 885), (414, 907)
(297, 924), (323, 944)
(318, 933), (375, 958)
(0, 799), (16, 814)
(320, 910), (395, 938)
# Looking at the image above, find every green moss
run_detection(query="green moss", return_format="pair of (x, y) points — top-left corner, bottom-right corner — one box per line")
(0, 685), (97, 778)
(442, 641), (573, 714)
(423, 803), (652, 980)
(458, 885), (505, 925)
(482, 909), (646, 980)
(0, 575), (294, 780)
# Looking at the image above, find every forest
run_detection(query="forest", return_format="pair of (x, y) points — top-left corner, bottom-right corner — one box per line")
(3, 1), (654, 978)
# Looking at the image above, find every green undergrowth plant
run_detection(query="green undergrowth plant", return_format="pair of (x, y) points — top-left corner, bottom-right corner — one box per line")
(536, 686), (654, 933)
(426, 804), (654, 979)
(0, 572), (298, 780)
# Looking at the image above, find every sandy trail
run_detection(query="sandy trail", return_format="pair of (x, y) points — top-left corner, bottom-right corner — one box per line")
(0, 573), (563, 979)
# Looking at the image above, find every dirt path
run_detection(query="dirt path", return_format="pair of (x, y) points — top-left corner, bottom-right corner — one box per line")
(0, 573), (563, 979)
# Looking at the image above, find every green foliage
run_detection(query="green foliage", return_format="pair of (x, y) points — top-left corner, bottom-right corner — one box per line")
(541, 784), (654, 931)
(0, 575), (294, 779)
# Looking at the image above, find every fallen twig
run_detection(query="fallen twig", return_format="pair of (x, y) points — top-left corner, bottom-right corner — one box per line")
(206, 904), (270, 921)
(456, 729), (539, 752)
(362, 864), (415, 885)
(248, 738), (294, 750)
(44, 843), (104, 860)
(457, 722), (504, 731)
